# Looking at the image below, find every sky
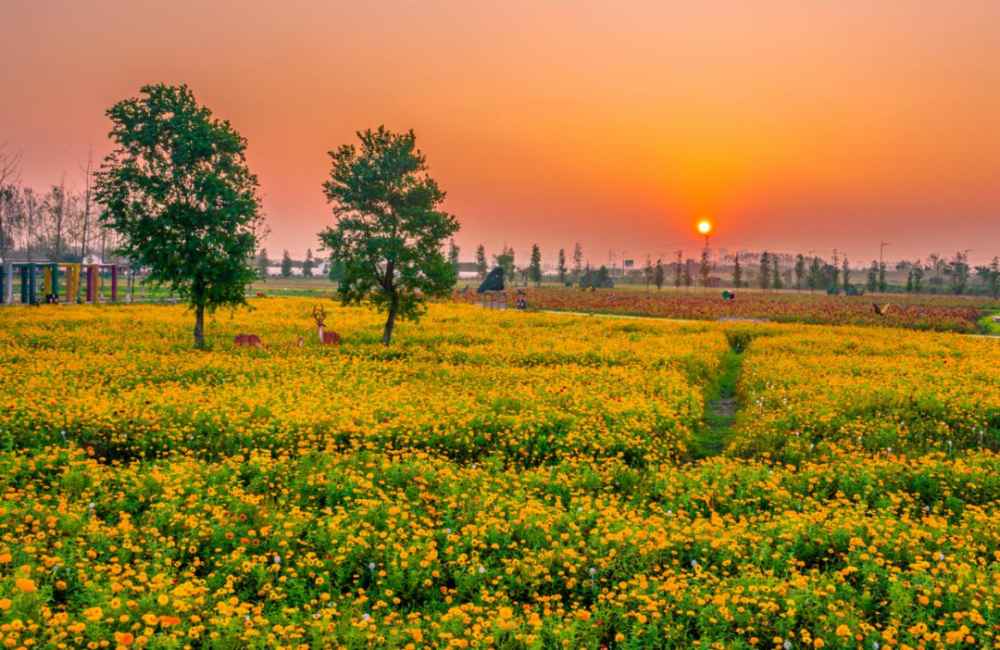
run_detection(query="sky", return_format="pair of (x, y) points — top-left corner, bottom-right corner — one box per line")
(1, 0), (998, 266)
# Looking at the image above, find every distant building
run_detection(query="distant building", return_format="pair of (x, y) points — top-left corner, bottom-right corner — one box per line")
(456, 261), (480, 280)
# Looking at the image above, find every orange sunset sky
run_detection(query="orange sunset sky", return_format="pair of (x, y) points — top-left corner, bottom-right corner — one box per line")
(1, 0), (998, 266)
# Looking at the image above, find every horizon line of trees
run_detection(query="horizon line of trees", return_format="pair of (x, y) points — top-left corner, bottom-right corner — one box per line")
(448, 242), (999, 298)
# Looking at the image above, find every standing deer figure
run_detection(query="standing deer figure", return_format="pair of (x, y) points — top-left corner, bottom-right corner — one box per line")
(312, 305), (341, 345)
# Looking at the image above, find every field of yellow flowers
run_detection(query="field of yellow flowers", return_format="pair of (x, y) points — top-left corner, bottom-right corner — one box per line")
(1, 298), (999, 649)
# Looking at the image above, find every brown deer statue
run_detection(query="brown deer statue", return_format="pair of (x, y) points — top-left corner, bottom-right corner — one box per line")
(312, 305), (341, 345)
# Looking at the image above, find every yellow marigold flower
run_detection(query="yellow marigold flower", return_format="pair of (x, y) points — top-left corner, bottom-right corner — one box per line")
(15, 578), (36, 593)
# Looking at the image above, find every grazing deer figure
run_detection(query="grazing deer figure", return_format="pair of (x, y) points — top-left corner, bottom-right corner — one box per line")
(233, 333), (263, 348)
(287, 336), (305, 348)
(873, 302), (891, 316)
(312, 305), (341, 345)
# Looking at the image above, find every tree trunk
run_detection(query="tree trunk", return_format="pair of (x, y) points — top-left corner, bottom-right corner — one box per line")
(193, 302), (206, 349)
(382, 294), (399, 346)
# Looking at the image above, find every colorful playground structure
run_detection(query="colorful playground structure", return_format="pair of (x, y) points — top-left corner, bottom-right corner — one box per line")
(0, 262), (124, 306)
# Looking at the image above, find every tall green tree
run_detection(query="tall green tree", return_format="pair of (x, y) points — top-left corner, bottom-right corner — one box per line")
(794, 254), (805, 290)
(699, 249), (712, 289)
(682, 259), (694, 290)
(910, 260), (924, 293)
(841, 256), (851, 292)
(448, 238), (460, 271)
(772, 254), (783, 290)
(806, 256), (821, 292)
(280, 250), (293, 278)
(866, 261), (879, 293)
(758, 252), (772, 290)
(475, 244), (488, 280)
(256, 248), (270, 280)
(653, 258), (665, 290)
(494, 245), (515, 281)
(643, 255), (655, 290)
(95, 84), (262, 349)
(673, 250), (683, 289)
(572, 242), (583, 279)
(987, 257), (1000, 299)
(944, 251), (969, 295)
(318, 127), (458, 345)
(732, 253), (744, 289)
(529, 244), (543, 286)
(302, 248), (315, 277)
(556, 248), (567, 284)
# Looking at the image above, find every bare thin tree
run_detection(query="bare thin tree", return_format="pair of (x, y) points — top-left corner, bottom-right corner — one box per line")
(78, 144), (95, 261)
(0, 143), (23, 260)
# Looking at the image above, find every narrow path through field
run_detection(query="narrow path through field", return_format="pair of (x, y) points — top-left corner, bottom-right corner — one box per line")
(688, 348), (743, 459)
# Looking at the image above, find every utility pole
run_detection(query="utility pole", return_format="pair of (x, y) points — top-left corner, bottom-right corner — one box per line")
(621, 250), (627, 277)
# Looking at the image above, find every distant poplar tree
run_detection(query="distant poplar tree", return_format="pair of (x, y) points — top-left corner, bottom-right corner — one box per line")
(987, 257), (1000, 299)
(557, 248), (567, 284)
(806, 256), (821, 292)
(654, 258), (665, 290)
(280, 250), (293, 278)
(911, 260), (924, 293)
(673, 250), (683, 288)
(256, 248), (270, 279)
(841, 256), (851, 292)
(643, 255), (654, 290)
(572, 242), (583, 279)
(866, 261), (879, 293)
(448, 238), (460, 271)
(302, 248), (315, 277)
(494, 245), (515, 280)
(794, 254), (805, 290)
(944, 251), (969, 295)
(475, 244), (488, 280)
(699, 249), (711, 289)
(758, 251), (772, 290)
(771, 254), (783, 290)
(683, 259), (694, 290)
(732, 253), (744, 288)
(529, 244), (542, 286)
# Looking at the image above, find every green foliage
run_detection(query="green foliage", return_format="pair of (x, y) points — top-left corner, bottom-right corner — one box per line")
(945, 251), (970, 295)
(572, 242), (583, 279)
(327, 257), (345, 284)
(699, 249), (712, 288)
(494, 245), (515, 281)
(793, 254), (805, 290)
(806, 256), (821, 292)
(448, 238), (460, 270)
(557, 248), (567, 284)
(758, 251), (772, 290)
(94, 84), (262, 348)
(475, 244), (488, 280)
(318, 126), (458, 345)
(733, 253), (744, 289)
(529, 244), (542, 286)
(280, 250), (293, 278)
(302, 249), (314, 277)
(867, 261), (879, 293)
(654, 258), (665, 290)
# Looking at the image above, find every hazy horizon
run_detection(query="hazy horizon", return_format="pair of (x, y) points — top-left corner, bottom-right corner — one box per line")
(2, 0), (998, 265)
